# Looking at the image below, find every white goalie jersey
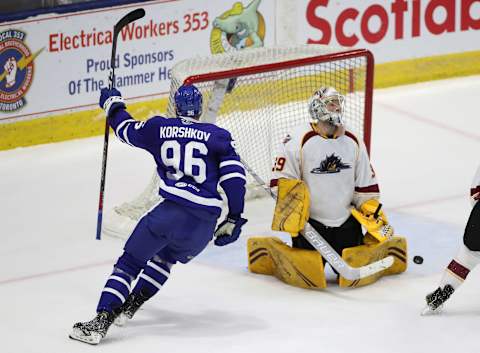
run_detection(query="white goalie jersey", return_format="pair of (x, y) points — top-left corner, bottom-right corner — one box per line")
(272, 123), (379, 227)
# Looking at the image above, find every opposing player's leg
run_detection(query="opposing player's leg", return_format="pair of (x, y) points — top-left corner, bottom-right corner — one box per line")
(114, 200), (217, 325)
(422, 201), (480, 315)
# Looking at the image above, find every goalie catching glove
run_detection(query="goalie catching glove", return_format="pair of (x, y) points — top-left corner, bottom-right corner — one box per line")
(351, 199), (394, 243)
(214, 214), (248, 246)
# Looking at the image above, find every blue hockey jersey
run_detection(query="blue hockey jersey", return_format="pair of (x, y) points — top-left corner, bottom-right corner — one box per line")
(108, 109), (246, 217)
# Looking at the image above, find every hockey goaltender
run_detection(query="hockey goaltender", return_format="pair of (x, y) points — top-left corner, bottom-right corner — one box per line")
(247, 87), (407, 289)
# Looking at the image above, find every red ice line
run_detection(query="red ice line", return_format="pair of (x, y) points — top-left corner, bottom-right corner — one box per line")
(0, 259), (113, 285)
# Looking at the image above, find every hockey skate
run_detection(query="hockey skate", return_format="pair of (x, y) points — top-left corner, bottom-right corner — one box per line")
(69, 310), (116, 345)
(114, 291), (148, 326)
(421, 284), (455, 315)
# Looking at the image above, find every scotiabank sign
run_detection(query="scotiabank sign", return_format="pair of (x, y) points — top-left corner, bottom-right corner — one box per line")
(301, 0), (480, 62)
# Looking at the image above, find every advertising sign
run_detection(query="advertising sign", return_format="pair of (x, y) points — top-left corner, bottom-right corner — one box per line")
(0, 0), (274, 121)
(300, 0), (480, 63)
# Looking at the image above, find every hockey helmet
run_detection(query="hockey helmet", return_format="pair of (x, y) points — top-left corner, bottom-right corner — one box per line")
(308, 87), (345, 126)
(175, 84), (203, 119)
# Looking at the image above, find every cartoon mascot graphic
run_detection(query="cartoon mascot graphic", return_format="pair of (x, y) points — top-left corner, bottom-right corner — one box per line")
(210, 0), (266, 54)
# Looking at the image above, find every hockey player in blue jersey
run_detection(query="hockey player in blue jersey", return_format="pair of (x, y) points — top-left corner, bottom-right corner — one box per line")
(69, 84), (247, 345)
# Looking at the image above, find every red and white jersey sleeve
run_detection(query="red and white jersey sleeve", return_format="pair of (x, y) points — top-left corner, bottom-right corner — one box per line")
(352, 137), (380, 208)
(271, 123), (379, 227)
(471, 164), (480, 205)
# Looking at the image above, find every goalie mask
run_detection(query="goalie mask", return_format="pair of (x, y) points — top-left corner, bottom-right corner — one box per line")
(308, 87), (345, 127)
(175, 84), (203, 119)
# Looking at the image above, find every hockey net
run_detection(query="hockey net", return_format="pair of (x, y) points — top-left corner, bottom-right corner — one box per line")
(103, 45), (374, 239)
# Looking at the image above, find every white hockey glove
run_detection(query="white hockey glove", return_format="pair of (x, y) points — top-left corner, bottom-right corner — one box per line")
(214, 214), (248, 246)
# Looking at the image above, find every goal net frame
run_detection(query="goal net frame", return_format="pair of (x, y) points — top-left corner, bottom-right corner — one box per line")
(173, 46), (373, 152)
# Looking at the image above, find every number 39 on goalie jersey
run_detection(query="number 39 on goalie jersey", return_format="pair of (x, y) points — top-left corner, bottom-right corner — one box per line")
(108, 109), (246, 217)
(271, 123), (379, 227)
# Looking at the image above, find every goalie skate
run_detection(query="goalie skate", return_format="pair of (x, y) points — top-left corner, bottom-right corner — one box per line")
(69, 311), (116, 345)
(421, 284), (455, 315)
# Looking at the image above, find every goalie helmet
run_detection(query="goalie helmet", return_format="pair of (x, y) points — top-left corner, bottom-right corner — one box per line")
(308, 87), (345, 126)
(175, 84), (203, 119)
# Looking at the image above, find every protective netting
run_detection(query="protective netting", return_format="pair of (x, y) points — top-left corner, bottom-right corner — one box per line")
(110, 45), (373, 228)
(168, 45), (372, 189)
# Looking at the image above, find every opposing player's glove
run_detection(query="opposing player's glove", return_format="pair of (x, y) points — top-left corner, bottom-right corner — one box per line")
(214, 214), (248, 246)
(99, 87), (125, 117)
(351, 199), (394, 243)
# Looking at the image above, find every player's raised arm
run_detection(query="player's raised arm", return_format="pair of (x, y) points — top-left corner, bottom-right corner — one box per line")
(99, 87), (156, 151)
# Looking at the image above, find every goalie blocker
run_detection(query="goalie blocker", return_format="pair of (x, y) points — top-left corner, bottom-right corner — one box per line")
(248, 178), (407, 288)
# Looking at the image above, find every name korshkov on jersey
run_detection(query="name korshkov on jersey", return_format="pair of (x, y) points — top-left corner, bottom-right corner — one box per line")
(108, 108), (246, 217)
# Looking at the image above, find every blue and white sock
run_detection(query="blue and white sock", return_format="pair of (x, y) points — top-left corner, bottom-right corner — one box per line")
(132, 255), (172, 298)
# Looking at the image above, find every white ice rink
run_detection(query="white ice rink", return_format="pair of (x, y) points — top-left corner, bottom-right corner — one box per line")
(1, 76), (480, 353)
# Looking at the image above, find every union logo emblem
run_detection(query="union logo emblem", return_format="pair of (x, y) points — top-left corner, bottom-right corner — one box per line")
(0, 30), (43, 113)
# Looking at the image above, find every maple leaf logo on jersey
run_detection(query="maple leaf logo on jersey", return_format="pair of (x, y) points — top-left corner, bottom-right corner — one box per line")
(311, 153), (351, 174)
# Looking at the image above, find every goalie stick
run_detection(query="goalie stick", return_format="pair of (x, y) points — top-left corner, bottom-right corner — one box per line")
(203, 77), (393, 280)
(96, 8), (146, 240)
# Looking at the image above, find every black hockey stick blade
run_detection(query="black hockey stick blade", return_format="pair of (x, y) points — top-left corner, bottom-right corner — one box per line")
(111, 8), (145, 66)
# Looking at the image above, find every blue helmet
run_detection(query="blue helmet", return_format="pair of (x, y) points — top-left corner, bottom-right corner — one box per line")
(174, 84), (203, 119)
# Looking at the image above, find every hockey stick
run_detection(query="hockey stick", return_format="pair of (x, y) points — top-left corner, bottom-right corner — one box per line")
(240, 158), (394, 281)
(96, 8), (146, 240)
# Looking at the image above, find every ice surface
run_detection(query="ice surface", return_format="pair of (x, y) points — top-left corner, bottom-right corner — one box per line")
(1, 76), (480, 353)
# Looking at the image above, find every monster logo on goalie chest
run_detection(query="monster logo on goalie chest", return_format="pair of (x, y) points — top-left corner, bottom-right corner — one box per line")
(311, 153), (351, 174)
(0, 30), (43, 113)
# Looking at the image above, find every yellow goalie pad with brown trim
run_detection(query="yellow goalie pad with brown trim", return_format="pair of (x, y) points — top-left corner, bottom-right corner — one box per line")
(271, 179), (310, 235)
(339, 236), (408, 288)
(247, 236), (326, 289)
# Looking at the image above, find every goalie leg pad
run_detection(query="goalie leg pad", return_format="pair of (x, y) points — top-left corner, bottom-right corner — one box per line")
(339, 236), (408, 288)
(247, 236), (326, 289)
(271, 179), (310, 235)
